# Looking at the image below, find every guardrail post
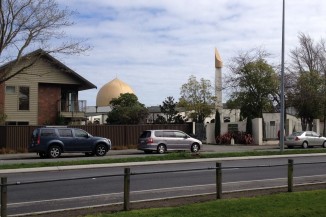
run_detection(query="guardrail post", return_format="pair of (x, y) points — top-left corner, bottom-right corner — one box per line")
(288, 159), (293, 192)
(1, 177), (8, 217)
(124, 168), (131, 211)
(216, 162), (222, 199)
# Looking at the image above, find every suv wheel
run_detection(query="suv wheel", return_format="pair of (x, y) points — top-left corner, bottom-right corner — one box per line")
(95, 144), (107, 156)
(39, 152), (48, 158)
(85, 152), (95, 157)
(157, 144), (166, 154)
(48, 145), (61, 158)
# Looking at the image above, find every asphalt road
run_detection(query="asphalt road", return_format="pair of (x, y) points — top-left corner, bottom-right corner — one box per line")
(1, 152), (326, 216)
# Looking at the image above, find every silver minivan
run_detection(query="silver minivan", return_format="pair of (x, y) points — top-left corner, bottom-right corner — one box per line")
(138, 130), (202, 154)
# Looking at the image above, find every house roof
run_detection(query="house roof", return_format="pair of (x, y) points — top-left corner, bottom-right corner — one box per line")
(0, 49), (96, 91)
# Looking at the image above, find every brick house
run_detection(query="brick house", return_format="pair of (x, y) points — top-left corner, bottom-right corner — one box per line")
(0, 49), (96, 125)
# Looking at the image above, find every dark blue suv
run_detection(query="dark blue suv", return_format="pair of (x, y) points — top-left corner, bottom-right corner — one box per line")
(29, 127), (112, 158)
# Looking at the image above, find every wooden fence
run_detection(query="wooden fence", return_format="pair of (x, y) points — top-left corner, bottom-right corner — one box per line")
(0, 124), (192, 152)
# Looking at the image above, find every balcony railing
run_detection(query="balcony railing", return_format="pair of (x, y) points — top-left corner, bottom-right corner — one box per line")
(58, 100), (87, 118)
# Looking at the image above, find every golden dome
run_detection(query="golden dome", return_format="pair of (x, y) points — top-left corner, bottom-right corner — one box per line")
(96, 78), (135, 107)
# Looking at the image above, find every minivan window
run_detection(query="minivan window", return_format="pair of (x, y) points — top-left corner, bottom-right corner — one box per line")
(164, 131), (175, 138)
(174, 131), (186, 138)
(140, 131), (151, 138)
(154, 131), (164, 137)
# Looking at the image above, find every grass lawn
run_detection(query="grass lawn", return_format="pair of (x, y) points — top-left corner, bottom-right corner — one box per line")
(85, 190), (326, 217)
(1, 148), (326, 170)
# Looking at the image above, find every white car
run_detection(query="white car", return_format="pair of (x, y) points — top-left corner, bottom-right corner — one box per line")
(285, 131), (326, 149)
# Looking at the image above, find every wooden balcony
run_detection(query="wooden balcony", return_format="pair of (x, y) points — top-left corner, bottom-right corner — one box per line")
(58, 100), (87, 119)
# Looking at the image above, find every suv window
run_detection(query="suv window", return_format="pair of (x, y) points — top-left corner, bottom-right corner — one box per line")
(58, 129), (73, 137)
(41, 129), (56, 137)
(75, 129), (88, 137)
(32, 129), (39, 138)
(140, 131), (151, 138)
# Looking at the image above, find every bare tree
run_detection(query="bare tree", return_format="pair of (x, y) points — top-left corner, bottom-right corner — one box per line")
(0, 0), (89, 83)
(289, 33), (322, 74)
(288, 33), (326, 132)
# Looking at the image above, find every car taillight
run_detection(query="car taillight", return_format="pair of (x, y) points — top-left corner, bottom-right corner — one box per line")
(147, 138), (154, 144)
(295, 137), (300, 141)
(37, 135), (40, 144)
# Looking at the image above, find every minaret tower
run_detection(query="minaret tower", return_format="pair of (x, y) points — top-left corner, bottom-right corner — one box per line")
(215, 48), (223, 113)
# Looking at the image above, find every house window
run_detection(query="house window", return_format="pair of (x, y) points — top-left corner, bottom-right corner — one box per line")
(19, 86), (30, 110)
(5, 86), (16, 94)
(6, 121), (29, 125)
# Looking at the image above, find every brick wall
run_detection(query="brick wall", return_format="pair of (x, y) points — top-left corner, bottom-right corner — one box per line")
(38, 84), (61, 124)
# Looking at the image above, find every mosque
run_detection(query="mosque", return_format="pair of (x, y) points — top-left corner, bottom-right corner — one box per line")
(86, 78), (135, 124)
(86, 48), (240, 124)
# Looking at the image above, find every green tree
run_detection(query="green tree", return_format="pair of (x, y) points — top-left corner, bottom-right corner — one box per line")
(287, 71), (324, 130)
(226, 49), (279, 120)
(0, 0), (89, 84)
(154, 115), (167, 124)
(106, 93), (148, 124)
(288, 33), (326, 131)
(179, 75), (215, 123)
(174, 114), (186, 124)
(158, 96), (186, 124)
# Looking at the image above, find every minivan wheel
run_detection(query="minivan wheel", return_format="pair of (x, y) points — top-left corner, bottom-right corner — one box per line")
(157, 144), (166, 154)
(95, 144), (107, 156)
(48, 145), (61, 158)
(191, 143), (199, 153)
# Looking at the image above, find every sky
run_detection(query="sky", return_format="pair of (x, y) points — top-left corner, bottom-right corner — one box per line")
(55, 0), (326, 107)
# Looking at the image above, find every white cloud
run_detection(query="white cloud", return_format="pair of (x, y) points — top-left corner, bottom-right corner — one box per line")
(56, 0), (326, 106)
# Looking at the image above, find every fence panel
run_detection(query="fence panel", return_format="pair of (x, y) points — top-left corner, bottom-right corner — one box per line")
(0, 124), (192, 151)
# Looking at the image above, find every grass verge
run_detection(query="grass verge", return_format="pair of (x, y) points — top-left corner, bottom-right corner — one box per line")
(1, 148), (326, 170)
(85, 189), (326, 217)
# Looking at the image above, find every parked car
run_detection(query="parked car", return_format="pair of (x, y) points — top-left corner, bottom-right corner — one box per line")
(29, 126), (112, 158)
(285, 131), (326, 149)
(138, 130), (202, 154)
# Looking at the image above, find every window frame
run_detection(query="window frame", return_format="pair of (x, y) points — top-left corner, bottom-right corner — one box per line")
(5, 85), (16, 94)
(18, 86), (30, 111)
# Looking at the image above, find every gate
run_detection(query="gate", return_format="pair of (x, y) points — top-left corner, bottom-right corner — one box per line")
(195, 123), (206, 142)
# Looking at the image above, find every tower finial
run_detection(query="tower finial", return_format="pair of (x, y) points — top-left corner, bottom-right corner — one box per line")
(215, 48), (223, 68)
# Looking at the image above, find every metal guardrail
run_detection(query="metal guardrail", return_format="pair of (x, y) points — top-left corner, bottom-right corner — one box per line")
(1, 159), (325, 217)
